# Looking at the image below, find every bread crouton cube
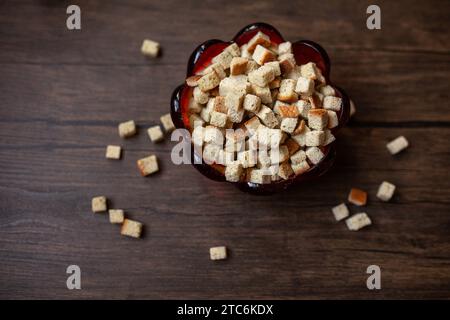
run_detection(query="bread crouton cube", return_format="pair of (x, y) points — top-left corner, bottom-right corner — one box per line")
(118, 120), (137, 138)
(308, 109), (329, 130)
(92, 196), (107, 213)
(246, 60), (259, 74)
(137, 155), (159, 176)
(105, 145), (121, 160)
(198, 71), (221, 92)
(290, 149), (307, 165)
(269, 77), (281, 89)
(386, 136), (409, 155)
(203, 143), (222, 164)
(213, 95), (227, 114)
(238, 150), (257, 168)
(285, 138), (300, 155)
(306, 146), (324, 164)
(193, 86), (209, 104)
(186, 75), (202, 87)
(280, 117), (298, 133)
(291, 125), (310, 146)
(248, 65), (275, 87)
(264, 61), (281, 76)
(377, 181), (396, 201)
(305, 130), (325, 146)
(203, 62), (226, 79)
(121, 219), (143, 238)
(270, 145), (289, 164)
(320, 85), (336, 96)
(300, 62), (318, 80)
(250, 84), (272, 104)
(160, 113), (176, 133)
(323, 129), (336, 146)
(219, 75), (250, 97)
(225, 161), (243, 182)
(247, 31), (271, 54)
(243, 94), (261, 113)
(257, 126), (283, 150)
(291, 160), (310, 175)
(278, 41), (292, 55)
(204, 126), (224, 145)
(295, 77), (315, 96)
(292, 119), (306, 135)
(323, 95), (342, 111)
(327, 110), (339, 129)
(308, 93), (322, 109)
(210, 111), (228, 127)
(141, 39), (160, 58)
(189, 113), (205, 129)
(249, 169), (271, 184)
(212, 50), (234, 69)
(244, 116), (261, 134)
(278, 53), (296, 74)
(252, 44), (275, 65)
(147, 125), (164, 143)
(348, 188), (367, 206)
(346, 213), (371, 231)
(295, 100), (312, 118)
(240, 44), (252, 59)
(226, 93), (245, 123)
(189, 98), (203, 113)
(230, 57), (248, 75)
(209, 246), (227, 260)
(278, 161), (294, 179)
(256, 105), (279, 128)
(224, 43), (240, 57)
(109, 209), (124, 224)
(279, 105), (299, 118)
(331, 203), (349, 221)
(278, 79), (298, 102)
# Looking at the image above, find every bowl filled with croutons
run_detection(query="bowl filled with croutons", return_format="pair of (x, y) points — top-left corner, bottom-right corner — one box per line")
(171, 22), (350, 194)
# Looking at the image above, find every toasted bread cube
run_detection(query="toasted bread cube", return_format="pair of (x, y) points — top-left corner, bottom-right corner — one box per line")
(160, 113), (176, 133)
(248, 65), (275, 87)
(291, 125), (310, 146)
(213, 95), (227, 114)
(249, 169), (271, 184)
(186, 75), (201, 87)
(203, 62), (226, 79)
(292, 119), (306, 135)
(201, 97), (216, 122)
(308, 93), (322, 109)
(386, 136), (409, 155)
(238, 150), (257, 168)
(141, 39), (160, 58)
(308, 109), (329, 130)
(118, 120), (136, 138)
(147, 125), (164, 143)
(327, 110), (339, 129)
(377, 181), (396, 201)
(257, 126), (283, 149)
(247, 31), (271, 53)
(105, 145), (121, 160)
(204, 125), (224, 145)
(320, 85), (336, 96)
(189, 98), (203, 113)
(192, 126), (205, 147)
(278, 41), (292, 55)
(348, 188), (367, 206)
(92, 196), (107, 213)
(291, 160), (310, 175)
(250, 84), (272, 104)
(212, 50), (233, 69)
(189, 113), (205, 129)
(323, 95), (342, 111)
(332, 203), (349, 221)
(225, 161), (243, 182)
(278, 162), (294, 179)
(121, 219), (143, 238)
(109, 209), (124, 224)
(246, 60), (259, 74)
(280, 117), (298, 133)
(278, 79), (298, 102)
(209, 111), (227, 127)
(278, 105), (299, 118)
(240, 44), (252, 59)
(243, 94), (261, 113)
(137, 155), (159, 176)
(305, 130), (325, 146)
(209, 246), (227, 260)
(264, 61), (281, 76)
(278, 53), (296, 74)
(224, 43), (240, 57)
(256, 105), (279, 128)
(346, 213), (371, 231)
(323, 129), (336, 146)
(306, 146), (324, 164)
(295, 100), (312, 119)
(202, 143), (222, 164)
(285, 138), (300, 155)
(290, 149), (307, 165)
(198, 71), (220, 92)
(350, 99), (356, 117)
(226, 93), (245, 123)
(193, 86), (209, 104)
(219, 75), (250, 97)
(252, 45), (275, 65)
(244, 116), (261, 134)
(269, 77), (281, 89)
(270, 145), (289, 164)
(300, 62), (318, 80)
(230, 57), (248, 75)
(295, 76), (315, 96)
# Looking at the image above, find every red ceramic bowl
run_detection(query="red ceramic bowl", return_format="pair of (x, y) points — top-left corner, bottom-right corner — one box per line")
(170, 22), (350, 194)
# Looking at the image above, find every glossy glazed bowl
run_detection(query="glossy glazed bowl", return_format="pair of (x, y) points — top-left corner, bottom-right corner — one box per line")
(170, 22), (350, 194)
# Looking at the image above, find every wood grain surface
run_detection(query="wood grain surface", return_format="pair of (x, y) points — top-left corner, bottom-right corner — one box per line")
(0, 0), (449, 299)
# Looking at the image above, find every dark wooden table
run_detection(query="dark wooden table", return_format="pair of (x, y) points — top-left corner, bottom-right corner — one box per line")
(1, 0), (449, 299)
